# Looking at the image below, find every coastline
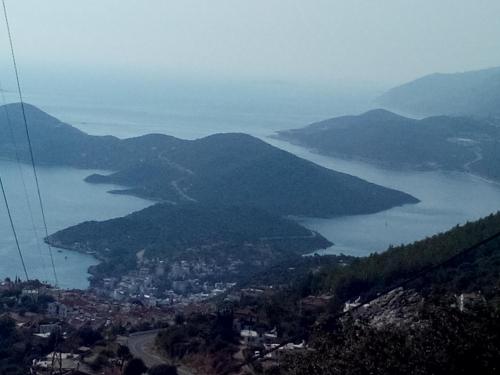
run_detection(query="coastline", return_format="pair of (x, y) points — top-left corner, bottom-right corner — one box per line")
(271, 134), (500, 186)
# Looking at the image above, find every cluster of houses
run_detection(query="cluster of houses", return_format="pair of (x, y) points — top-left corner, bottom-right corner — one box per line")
(1, 280), (174, 332)
(236, 313), (309, 365)
(229, 291), (320, 366)
(33, 348), (95, 375)
(92, 258), (238, 308)
(45, 290), (174, 331)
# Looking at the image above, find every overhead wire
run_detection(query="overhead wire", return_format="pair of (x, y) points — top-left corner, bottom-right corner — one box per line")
(2, 0), (58, 286)
(0, 83), (50, 283)
(0, 175), (29, 281)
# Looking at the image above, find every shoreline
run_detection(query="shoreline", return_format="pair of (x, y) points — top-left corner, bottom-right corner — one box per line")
(44, 237), (103, 288)
(271, 135), (500, 186)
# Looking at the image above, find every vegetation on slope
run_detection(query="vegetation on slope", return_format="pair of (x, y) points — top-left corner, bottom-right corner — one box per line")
(282, 300), (500, 375)
(231, 212), (500, 374)
(152, 210), (500, 374)
(0, 103), (418, 217)
(302, 212), (500, 303)
(48, 203), (331, 257)
(276, 108), (500, 180)
(46, 203), (332, 281)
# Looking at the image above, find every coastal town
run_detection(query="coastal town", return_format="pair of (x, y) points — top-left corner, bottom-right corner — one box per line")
(94, 259), (238, 309)
(85, 242), (269, 309)
(0, 274), (318, 375)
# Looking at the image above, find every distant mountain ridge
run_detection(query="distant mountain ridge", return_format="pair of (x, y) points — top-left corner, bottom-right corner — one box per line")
(0, 103), (418, 217)
(275, 109), (500, 180)
(377, 66), (500, 117)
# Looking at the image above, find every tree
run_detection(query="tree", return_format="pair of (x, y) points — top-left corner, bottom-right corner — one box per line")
(174, 313), (185, 325)
(148, 364), (178, 375)
(117, 344), (132, 370)
(90, 352), (110, 371)
(123, 358), (148, 375)
(77, 326), (103, 346)
(0, 316), (15, 341)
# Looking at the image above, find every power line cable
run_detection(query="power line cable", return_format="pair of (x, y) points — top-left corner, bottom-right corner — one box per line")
(2, 0), (58, 286)
(0, 83), (50, 283)
(0, 175), (29, 281)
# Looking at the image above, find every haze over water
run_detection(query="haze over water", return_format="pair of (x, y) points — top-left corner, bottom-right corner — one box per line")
(2, 82), (500, 288)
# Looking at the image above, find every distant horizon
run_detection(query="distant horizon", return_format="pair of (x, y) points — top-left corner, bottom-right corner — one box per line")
(3, 62), (497, 140)
(2, 59), (500, 94)
(2, 0), (500, 88)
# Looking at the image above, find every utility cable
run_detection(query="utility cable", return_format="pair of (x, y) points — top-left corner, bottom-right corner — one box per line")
(0, 83), (50, 282)
(0, 175), (29, 281)
(2, 0), (58, 286)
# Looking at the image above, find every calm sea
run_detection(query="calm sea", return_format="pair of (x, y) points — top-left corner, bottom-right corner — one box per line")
(0, 161), (151, 289)
(2, 81), (500, 287)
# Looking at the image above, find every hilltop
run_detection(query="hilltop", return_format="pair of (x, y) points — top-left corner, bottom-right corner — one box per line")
(376, 66), (500, 117)
(46, 203), (332, 285)
(275, 109), (500, 180)
(47, 203), (331, 258)
(0, 103), (418, 217)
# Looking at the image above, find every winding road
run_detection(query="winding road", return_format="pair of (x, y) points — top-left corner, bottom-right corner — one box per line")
(464, 148), (483, 173)
(171, 180), (197, 202)
(158, 151), (198, 202)
(126, 330), (195, 375)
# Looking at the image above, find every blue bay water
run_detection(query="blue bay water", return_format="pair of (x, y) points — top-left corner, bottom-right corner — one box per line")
(265, 139), (500, 256)
(0, 161), (151, 289)
(1, 81), (500, 287)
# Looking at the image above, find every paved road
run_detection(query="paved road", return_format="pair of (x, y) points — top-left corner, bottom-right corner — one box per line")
(171, 180), (197, 202)
(127, 330), (195, 375)
(127, 330), (165, 367)
(260, 230), (318, 241)
(464, 148), (483, 173)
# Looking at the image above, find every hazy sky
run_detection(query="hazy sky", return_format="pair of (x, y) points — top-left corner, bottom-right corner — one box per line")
(2, 0), (500, 86)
